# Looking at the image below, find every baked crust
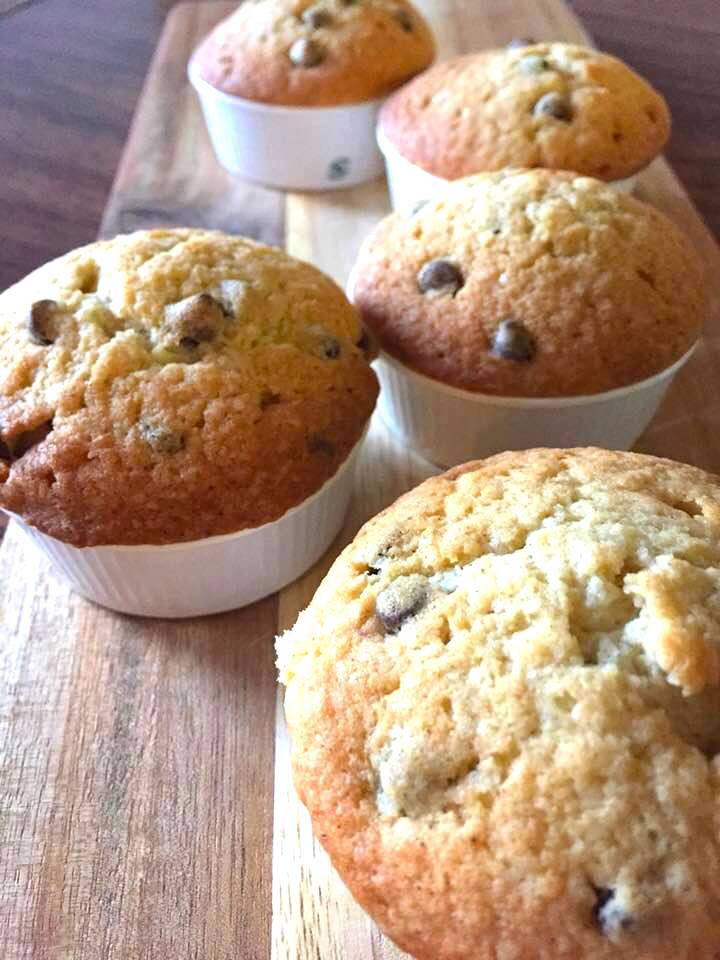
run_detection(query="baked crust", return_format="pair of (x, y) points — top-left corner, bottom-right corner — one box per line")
(279, 447), (720, 960)
(193, 0), (435, 107)
(380, 44), (670, 181)
(0, 229), (378, 546)
(351, 169), (705, 396)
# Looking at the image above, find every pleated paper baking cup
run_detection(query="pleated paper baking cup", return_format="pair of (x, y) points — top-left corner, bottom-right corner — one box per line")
(189, 58), (385, 191)
(373, 346), (698, 468)
(6, 434), (366, 619)
(376, 126), (639, 217)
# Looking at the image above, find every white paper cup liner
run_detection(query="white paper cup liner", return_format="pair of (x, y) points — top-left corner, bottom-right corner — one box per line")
(377, 126), (640, 216)
(189, 57), (385, 191)
(372, 346), (698, 468)
(6, 434), (366, 618)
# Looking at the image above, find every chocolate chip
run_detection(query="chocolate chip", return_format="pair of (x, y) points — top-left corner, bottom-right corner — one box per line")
(27, 299), (60, 346)
(507, 37), (535, 48)
(393, 7), (413, 31)
(518, 54), (551, 74)
(259, 389), (282, 410)
(355, 329), (372, 356)
(319, 334), (341, 359)
(308, 433), (334, 456)
(0, 420), (54, 461)
(165, 293), (227, 350)
(490, 320), (536, 362)
(289, 37), (325, 67)
(533, 92), (573, 121)
(592, 887), (633, 938)
(417, 259), (464, 296)
(367, 549), (389, 576)
(302, 5), (332, 27)
(376, 574), (429, 632)
(140, 423), (185, 454)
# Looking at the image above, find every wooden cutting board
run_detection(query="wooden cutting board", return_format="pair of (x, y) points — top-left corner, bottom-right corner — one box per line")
(1, 2), (719, 960)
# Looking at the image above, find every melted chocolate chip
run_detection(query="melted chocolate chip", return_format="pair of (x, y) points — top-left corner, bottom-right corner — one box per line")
(319, 334), (341, 359)
(308, 433), (335, 456)
(592, 887), (633, 938)
(302, 5), (332, 27)
(376, 574), (429, 632)
(0, 420), (54, 461)
(533, 92), (573, 121)
(165, 293), (227, 350)
(355, 330), (371, 355)
(393, 6), (413, 31)
(490, 320), (536, 362)
(417, 259), (464, 296)
(259, 389), (282, 410)
(27, 299), (60, 346)
(140, 423), (185, 454)
(366, 545), (391, 576)
(289, 37), (325, 67)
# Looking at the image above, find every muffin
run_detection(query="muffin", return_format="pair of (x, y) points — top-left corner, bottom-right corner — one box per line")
(190, 0), (435, 189)
(349, 169), (704, 463)
(278, 447), (720, 960)
(193, 0), (436, 107)
(0, 228), (378, 547)
(352, 169), (703, 397)
(377, 42), (670, 214)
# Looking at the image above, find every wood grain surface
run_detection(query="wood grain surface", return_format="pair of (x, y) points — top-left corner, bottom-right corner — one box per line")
(1, 2), (720, 960)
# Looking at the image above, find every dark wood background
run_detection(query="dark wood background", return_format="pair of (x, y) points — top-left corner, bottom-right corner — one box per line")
(1, 0), (719, 291)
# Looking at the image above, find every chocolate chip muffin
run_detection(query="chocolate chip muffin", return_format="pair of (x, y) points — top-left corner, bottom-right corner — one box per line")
(0, 228), (378, 546)
(350, 169), (705, 397)
(278, 447), (720, 960)
(193, 0), (435, 107)
(379, 42), (670, 181)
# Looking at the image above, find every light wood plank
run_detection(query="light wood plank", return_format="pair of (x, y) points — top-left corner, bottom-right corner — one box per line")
(272, 1), (720, 958)
(0, 518), (278, 960)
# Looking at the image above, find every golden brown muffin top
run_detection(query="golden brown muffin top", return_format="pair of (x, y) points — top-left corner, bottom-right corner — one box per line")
(379, 43), (670, 181)
(193, 0), (435, 107)
(279, 447), (720, 960)
(351, 169), (705, 397)
(0, 229), (378, 546)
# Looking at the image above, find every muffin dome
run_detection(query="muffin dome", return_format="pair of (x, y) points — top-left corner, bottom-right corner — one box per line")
(278, 447), (720, 960)
(379, 43), (670, 181)
(351, 169), (705, 397)
(193, 0), (436, 107)
(0, 229), (378, 546)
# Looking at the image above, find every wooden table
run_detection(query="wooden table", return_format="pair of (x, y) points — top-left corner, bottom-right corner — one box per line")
(1, 3), (720, 960)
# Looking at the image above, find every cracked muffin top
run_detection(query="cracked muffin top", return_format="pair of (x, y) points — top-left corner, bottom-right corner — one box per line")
(192, 0), (435, 107)
(350, 169), (705, 397)
(0, 228), (378, 546)
(278, 447), (720, 960)
(379, 42), (670, 181)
